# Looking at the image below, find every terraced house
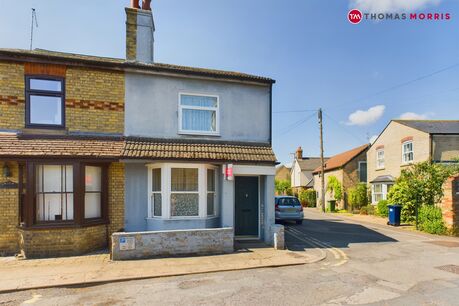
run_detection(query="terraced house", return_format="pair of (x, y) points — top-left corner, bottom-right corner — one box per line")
(0, 1), (277, 258)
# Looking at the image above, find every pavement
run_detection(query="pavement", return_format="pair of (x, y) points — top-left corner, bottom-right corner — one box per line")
(1, 209), (459, 305)
(0, 241), (320, 294)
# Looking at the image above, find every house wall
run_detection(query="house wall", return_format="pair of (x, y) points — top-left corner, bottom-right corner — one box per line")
(125, 73), (271, 143)
(313, 168), (344, 209)
(367, 121), (430, 184)
(275, 166), (290, 181)
(439, 175), (459, 236)
(342, 150), (367, 191)
(291, 160), (310, 188)
(0, 61), (124, 134)
(432, 135), (459, 162)
(0, 162), (20, 255)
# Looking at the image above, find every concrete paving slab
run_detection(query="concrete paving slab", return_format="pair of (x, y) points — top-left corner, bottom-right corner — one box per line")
(0, 247), (322, 294)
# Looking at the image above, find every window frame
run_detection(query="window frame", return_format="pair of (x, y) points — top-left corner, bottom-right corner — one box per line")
(178, 92), (220, 136)
(358, 161), (367, 183)
(25, 75), (66, 129)
(147, 163), (218, 220)
(402, 140), (414, 164)
(21, 161), (108, 228)
(371, 183), (393, 204)
(376, 149), (385, 169)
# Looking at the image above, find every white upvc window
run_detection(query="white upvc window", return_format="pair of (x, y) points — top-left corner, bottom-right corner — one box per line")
(402, 141), (414, 164)
(178, 93), (219, 135)
(147, 163), (218, 219)
(376, 149), (385, 169)
(371, 183), (393, 203)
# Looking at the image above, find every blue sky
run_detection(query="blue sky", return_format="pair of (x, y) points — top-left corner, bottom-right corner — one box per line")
(0, 0), (458, 165)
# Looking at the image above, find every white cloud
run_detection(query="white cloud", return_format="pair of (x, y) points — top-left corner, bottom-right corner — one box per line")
(399, 112), (432, 120)
(369, 135), (378, 144)
(346, 105), (385, 126)
(350, 0), (441, 13)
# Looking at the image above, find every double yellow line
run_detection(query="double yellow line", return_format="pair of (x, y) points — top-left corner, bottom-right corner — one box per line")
(285, 227), (348, 267)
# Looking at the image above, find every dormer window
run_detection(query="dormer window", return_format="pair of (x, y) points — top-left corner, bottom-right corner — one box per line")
(402, 141), (414, 164)
(26, 76), (65, 128)
(178, 93), (219, 135)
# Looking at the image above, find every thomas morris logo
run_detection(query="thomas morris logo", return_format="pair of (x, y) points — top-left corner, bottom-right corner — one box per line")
(348, 9), (451, 24)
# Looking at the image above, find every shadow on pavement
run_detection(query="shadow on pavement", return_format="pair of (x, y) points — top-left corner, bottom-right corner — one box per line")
(285, 218), (398, 251)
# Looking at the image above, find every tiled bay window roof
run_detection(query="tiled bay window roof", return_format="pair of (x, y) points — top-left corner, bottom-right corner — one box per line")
(122, 138), (277, 163)
(0, 133), (124, 159)
(0, 134), (277, 163)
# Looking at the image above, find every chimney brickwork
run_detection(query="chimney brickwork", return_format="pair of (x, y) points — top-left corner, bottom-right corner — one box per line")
(125, 0), (155, 63)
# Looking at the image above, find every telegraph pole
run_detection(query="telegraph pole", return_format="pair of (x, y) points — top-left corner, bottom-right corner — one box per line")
(318, 108), (325, 213)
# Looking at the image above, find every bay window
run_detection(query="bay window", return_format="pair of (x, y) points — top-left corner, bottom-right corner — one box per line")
(178, 93), (219, 135)
(148, 163), (218, 219)
(371, 183), (393, 203)
(23, 161), (108, 227)
(36, 165), (74, 222)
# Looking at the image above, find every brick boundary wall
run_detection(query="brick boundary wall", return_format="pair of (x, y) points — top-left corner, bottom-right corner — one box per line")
(111, 228), (234, 260)
(440, 175), (459, 236)
(0, 162), (19, 256)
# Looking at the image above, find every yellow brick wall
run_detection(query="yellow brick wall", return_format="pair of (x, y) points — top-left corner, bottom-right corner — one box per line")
(108, 162), (125, 236)
(0, 63), (25, 130)
(0, 162), (20, 255)
(367, 122), (430, 184)
(18, 225), (107, 258)
(0, 62), (125, 134)
(65, 67), (124, 134)
(432, 135), (459, 162)
(125, 8), (138, 61)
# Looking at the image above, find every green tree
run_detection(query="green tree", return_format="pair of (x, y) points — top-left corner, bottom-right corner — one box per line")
(275, 179), (292, 196)
(348, 183), (368, 210)
(326, 176), (342, 202)
(298, 189), (317, 207)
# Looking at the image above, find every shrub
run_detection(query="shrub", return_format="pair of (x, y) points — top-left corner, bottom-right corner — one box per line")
(418, 205), (447, 235)
(388, 161), (455, 223)
(275, 179), (292, 196)
(359, 205), (375, 215)
(326, 176), (343, 202)
(376, 200), (389, 217)
(348, 183), (368, 210)
(298, 189), (316, 207)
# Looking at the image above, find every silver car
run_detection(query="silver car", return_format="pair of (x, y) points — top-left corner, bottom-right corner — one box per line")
(275, 196), (304, 224)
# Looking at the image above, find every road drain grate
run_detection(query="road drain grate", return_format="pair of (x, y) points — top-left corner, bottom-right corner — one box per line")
(425, 241), (459, 248)
(437, 265), (459, 275)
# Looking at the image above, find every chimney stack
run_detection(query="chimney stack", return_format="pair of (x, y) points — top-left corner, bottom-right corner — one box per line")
(296, 147), (303, 160)
(126, 0), (155, 63)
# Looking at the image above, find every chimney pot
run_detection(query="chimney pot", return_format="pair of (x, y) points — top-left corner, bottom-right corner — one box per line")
(296, 146), (303, 160)
(142, 0), (151, 10)
(130, 0), (140, 9)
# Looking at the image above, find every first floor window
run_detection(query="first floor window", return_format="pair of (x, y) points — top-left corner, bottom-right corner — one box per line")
(36, 164), (73, 222)
(179, 94), (219, 134)
(402, 141), (414, 164)
(26, 77), (65, 128)
(376, 149), (385, 169)
(358, 162), (367, 183)
(84, 166), (102, 219)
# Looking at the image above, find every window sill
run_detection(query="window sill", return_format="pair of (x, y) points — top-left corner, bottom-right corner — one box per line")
(18, 219), (108, 230)
(401, 162), (414, 167)
(376, 167), (385, 171)
(178, 130), (221, 137)
(21, 127), (68, 136)
(147, 216), (218, 221)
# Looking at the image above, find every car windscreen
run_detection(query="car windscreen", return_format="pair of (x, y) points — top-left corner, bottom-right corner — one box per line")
(278, 198), (300, 206)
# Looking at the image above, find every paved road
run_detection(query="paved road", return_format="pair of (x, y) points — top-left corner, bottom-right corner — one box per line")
(2, 209), (459, 305)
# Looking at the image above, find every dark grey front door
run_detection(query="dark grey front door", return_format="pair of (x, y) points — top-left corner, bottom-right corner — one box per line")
(235, 176), (259, 237)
